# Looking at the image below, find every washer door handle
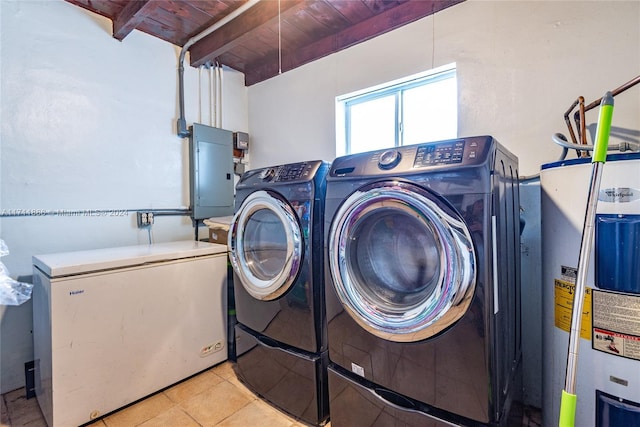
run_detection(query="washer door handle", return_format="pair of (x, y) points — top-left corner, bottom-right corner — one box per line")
(373, 388), (416, 410)
(256, 335), (280, 349)
(371, 387), (459, 426)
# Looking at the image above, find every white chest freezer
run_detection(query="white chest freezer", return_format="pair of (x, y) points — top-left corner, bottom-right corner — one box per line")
(32, 241), (229, 427)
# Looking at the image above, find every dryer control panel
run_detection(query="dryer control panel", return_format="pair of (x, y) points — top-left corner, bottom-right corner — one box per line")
(260, 162), (313, 182)
(272, 162), (313, 182)
(238, 160), (324, 187)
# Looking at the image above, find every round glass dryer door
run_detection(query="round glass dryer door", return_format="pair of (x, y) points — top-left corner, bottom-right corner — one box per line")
(328, 181), (476, 342)
(229, 190), (303, 301)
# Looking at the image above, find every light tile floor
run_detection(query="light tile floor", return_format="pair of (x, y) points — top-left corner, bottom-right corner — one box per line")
(1, 361), (541, 427)
(0, 362), (309, 427)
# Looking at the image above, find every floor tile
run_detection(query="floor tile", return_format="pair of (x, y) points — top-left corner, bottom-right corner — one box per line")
(1, 364), (540, 427)
(9, 417), (47, 427)
(1, 396), (9, 426)
(523, 405), (542, 427)
(163, 369), (225, 404)
(2, 388), (45, 427)
(103, 392), (174, 427)
(225, 374), (262, 401)
(179, 380), (252, 426)
(215, 400), (296, 427)
(210, 361), (236, 380)
(138, 406), (200, 427)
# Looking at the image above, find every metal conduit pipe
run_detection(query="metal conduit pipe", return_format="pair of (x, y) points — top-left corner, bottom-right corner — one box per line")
(210, 64), (215, 126)
(552, 133), (640, 154)
(177, 0), (261, 137)
(218, 61), (223, 127)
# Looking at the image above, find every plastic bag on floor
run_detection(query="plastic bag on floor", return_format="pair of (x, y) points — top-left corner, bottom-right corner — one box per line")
(0, 239), (33, 306)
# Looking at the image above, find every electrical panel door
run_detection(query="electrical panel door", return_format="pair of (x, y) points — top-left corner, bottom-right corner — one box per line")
(189, 123), (234, 220)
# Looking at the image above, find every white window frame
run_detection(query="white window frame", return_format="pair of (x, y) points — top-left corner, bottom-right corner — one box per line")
(335, 63), (457, 156)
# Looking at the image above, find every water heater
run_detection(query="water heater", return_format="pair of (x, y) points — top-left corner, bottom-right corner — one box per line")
(541, 153), (640, 426)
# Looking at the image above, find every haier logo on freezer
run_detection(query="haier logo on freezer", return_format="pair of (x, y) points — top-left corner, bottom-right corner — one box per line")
(69, 290), (84, 296)
(599, 187), (640, 203)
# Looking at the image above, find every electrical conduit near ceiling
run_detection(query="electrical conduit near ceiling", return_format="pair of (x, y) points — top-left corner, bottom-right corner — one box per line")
(198, 63), (223, 128)
(177, 0), (260, 137)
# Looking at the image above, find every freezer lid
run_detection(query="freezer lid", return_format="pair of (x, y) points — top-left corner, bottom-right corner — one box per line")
(33, 241), (228, 278)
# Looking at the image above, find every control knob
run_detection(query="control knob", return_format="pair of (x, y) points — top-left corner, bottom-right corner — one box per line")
(259, 167), (276, 181)
(378, 149), (401, 170)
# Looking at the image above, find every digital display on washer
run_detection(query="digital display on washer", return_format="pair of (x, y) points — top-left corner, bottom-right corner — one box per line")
(414, 140), (465, 167)
(275, 162), (310, 182)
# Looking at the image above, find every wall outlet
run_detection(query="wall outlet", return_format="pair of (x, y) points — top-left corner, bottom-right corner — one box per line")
(136, 212), (154, 228)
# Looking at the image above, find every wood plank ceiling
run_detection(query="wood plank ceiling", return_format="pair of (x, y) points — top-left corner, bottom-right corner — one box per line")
(65, 0), (464, 86)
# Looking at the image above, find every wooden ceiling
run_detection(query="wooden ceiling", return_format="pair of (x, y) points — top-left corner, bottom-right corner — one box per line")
(66, 0), (464, 86)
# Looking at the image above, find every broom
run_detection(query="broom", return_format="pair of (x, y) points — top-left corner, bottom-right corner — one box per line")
(559, 91), (614, 427)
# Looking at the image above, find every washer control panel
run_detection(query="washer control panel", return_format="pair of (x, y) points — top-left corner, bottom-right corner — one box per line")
(414, 140), (465, 167)
(330, 136), (494, 177)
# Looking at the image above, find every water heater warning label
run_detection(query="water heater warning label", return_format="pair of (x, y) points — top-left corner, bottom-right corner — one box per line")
(592, 289), (640, 361)
(554, 279), (592, 340)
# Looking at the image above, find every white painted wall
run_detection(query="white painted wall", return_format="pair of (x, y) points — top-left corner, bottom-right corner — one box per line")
(248, 1), (640, 176)
(0, 0), (247, 393)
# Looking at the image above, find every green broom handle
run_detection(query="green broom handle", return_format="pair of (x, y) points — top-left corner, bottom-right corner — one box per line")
(592, 92), (614, 163)
(559, 91), (613, 427)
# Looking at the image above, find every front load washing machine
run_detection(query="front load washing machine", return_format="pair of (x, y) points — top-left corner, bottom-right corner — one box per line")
(228, 160), (330, 425)
(324, 136), (522, 426)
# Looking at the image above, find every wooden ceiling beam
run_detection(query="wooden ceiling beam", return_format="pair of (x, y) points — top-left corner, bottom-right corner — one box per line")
(244, 0), (464, 86)
(113, 0), (155, 41)
(189, 0), (306, 68)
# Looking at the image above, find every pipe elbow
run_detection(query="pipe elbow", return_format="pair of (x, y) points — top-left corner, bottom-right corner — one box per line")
(619, 141), (640, 152)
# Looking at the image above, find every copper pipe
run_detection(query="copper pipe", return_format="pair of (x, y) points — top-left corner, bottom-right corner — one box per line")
(571, 75), (640, 151)
(578, 96), (587, 145)
(564, 98), (580, 145)
(583, 75), (640, 112)
(562, 75), (639, 159)
(579, 96), (590, 157)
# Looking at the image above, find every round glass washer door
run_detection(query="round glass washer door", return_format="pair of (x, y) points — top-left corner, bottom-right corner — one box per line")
(328, 181), (476, 342)
(229, 190), (303, 301)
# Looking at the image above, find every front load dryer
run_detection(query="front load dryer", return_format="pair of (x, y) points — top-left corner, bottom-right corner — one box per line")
(324, 136), (522, 426)
(228, 160), (330, 426)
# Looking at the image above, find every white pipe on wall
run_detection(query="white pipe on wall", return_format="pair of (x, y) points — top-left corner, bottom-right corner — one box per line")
(198, 65), (202, 124)
(209, 64), (215, 126)
(218, 64), (224, 128)
(215, 64), (219, 127)
(177, 0), (260, 136)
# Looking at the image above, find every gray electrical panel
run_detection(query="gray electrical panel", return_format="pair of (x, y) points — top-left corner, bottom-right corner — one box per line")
(189, 124), (234, 221)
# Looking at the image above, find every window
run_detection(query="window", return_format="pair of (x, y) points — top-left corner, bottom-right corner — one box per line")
(336, 64), (457, 156)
